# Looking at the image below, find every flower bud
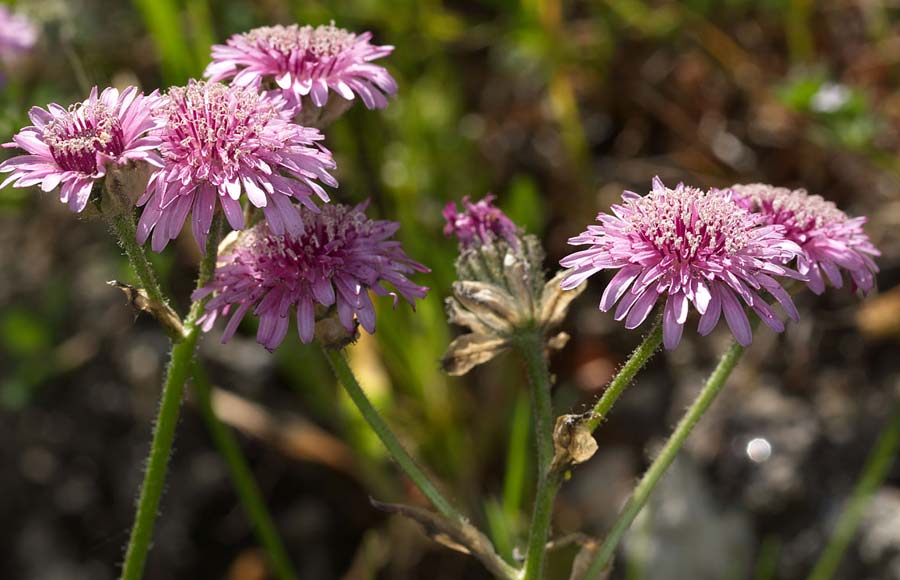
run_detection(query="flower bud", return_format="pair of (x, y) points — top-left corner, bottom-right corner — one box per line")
(101, 160), (155, 218)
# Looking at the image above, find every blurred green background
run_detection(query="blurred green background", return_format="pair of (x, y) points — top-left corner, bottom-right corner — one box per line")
(1, 0), (899, 579)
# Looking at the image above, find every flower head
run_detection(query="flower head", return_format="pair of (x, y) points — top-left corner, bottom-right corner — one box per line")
(194, 202), (428, 351)
(560, 177), (803, 349)
(204, 22), (397, 113)
(136, 80), (337, 252)
(0, 5), (37, 60)
(0, 86), (161, 212)
(442, 232), (584, 375)
(730, 183), (879, 295)
(443, 194), (520, 249)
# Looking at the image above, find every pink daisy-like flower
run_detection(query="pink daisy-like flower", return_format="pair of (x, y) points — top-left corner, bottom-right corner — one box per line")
(136, 80), (337, 253)
(443, 194), (520, 248)
(560, 177), (804, 349)
(204, 22), (397, 113)
(0, 5), (37, 60)
(730, 183), (879, 295)
(193, 202), (429, 351)
(0, 86), (161, 212)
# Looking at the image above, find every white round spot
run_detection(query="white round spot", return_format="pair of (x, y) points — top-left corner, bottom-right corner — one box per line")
(746, 437), (772, 463)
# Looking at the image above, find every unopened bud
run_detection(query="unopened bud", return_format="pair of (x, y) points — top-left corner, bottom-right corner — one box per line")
(101, 161), (155, 218)
(315, 315), (359, 349)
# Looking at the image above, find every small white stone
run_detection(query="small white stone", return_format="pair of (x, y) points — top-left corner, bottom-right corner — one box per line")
(746, 437), (772, 463)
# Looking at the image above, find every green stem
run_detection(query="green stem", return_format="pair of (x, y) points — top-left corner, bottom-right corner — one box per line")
(192, 364), (299, 580)
(586, 318), (663, 433)
(517, 330), (556, 580)
(502, 391), (532, 526)
(110, 212), (166, 306)
(321, 345), (463, 522)
(583, 340), (745, 579)
(121, 215), (223, 580)
(110, 209), (297, 579)
(515, 320), (662, 580)
(807, 406), (900, 580)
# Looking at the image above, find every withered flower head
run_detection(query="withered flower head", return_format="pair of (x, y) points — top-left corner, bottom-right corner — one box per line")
(441, 234), (585, 376)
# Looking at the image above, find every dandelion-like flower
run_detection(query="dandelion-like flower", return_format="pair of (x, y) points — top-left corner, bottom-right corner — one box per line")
(0, 5), (37, 61)
(193, 202), (428, 351)
(560, 177), (803, 349)
(0, 86), (161, 212)
(204, 22), (397, 113)
(443, 194), (520, 248)
(136, 80), (337, 252)
(731, 183), (879, 295)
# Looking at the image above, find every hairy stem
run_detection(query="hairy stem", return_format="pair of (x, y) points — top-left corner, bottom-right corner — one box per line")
(192, 364), (299, 580)
(807, 405), (900, 580)
(516, 330), (556, 580)
(586, 318), (663, 433)
(583, 340), (745, 579)
(513, 320), (662, 579)
(110, 212), (166, 306)
(121, 215), (223, 580)
(321, 345), (463, 522)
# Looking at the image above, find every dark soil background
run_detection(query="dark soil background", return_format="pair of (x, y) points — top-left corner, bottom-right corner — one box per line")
(1, 1), (900, 579)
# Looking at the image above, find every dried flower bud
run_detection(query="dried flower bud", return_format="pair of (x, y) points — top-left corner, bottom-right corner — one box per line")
(315, 315), (359, 349)
(550, 413), (599, 472)
(108, 280), (184, 339)
(441, 234), (586, 375)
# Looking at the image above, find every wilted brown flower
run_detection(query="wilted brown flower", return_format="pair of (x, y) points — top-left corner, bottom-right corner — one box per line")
(441, 234), (585, 376)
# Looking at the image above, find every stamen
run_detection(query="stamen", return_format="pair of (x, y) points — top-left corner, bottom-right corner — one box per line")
(243, 22), (356, 57)
(43, 102), (124, 174)
(161, 82), (276, 177)
(628, 184), (751, 258)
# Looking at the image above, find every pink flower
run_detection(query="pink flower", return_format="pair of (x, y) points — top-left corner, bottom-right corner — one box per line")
(730, 183), (879, 295)
(194, 202), (429, 351)
(0, 5), (37, 60)
(443, 194), (520, 248)
(136, 80), (337, 252)
(204, 22), (397, 113)
(0, 86), (161, 212)
(560, 178), (803, 349)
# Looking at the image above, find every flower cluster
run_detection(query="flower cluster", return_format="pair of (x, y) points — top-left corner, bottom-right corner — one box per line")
(561, 178), (804, 349)
(0, 86), (161, 212)
(205, 22), (397, 113)
(194, 202), (428, 350)
(0, 20), (424, 348)
(443, 194), (520, 249)
(1, 21), (396, 255)
(561, 177), (880, 349)
(729, 183), (879, 295)
(136, 80), (337, 252)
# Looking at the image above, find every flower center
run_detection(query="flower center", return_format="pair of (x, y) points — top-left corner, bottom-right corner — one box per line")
(631, 186), (750, 259)
(161, 81), (275, 179)
(43, 102), (124, 174)
(732, 184), (847, 234)
(244, 22), (356, 58)
(245, 205), (373, 283)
